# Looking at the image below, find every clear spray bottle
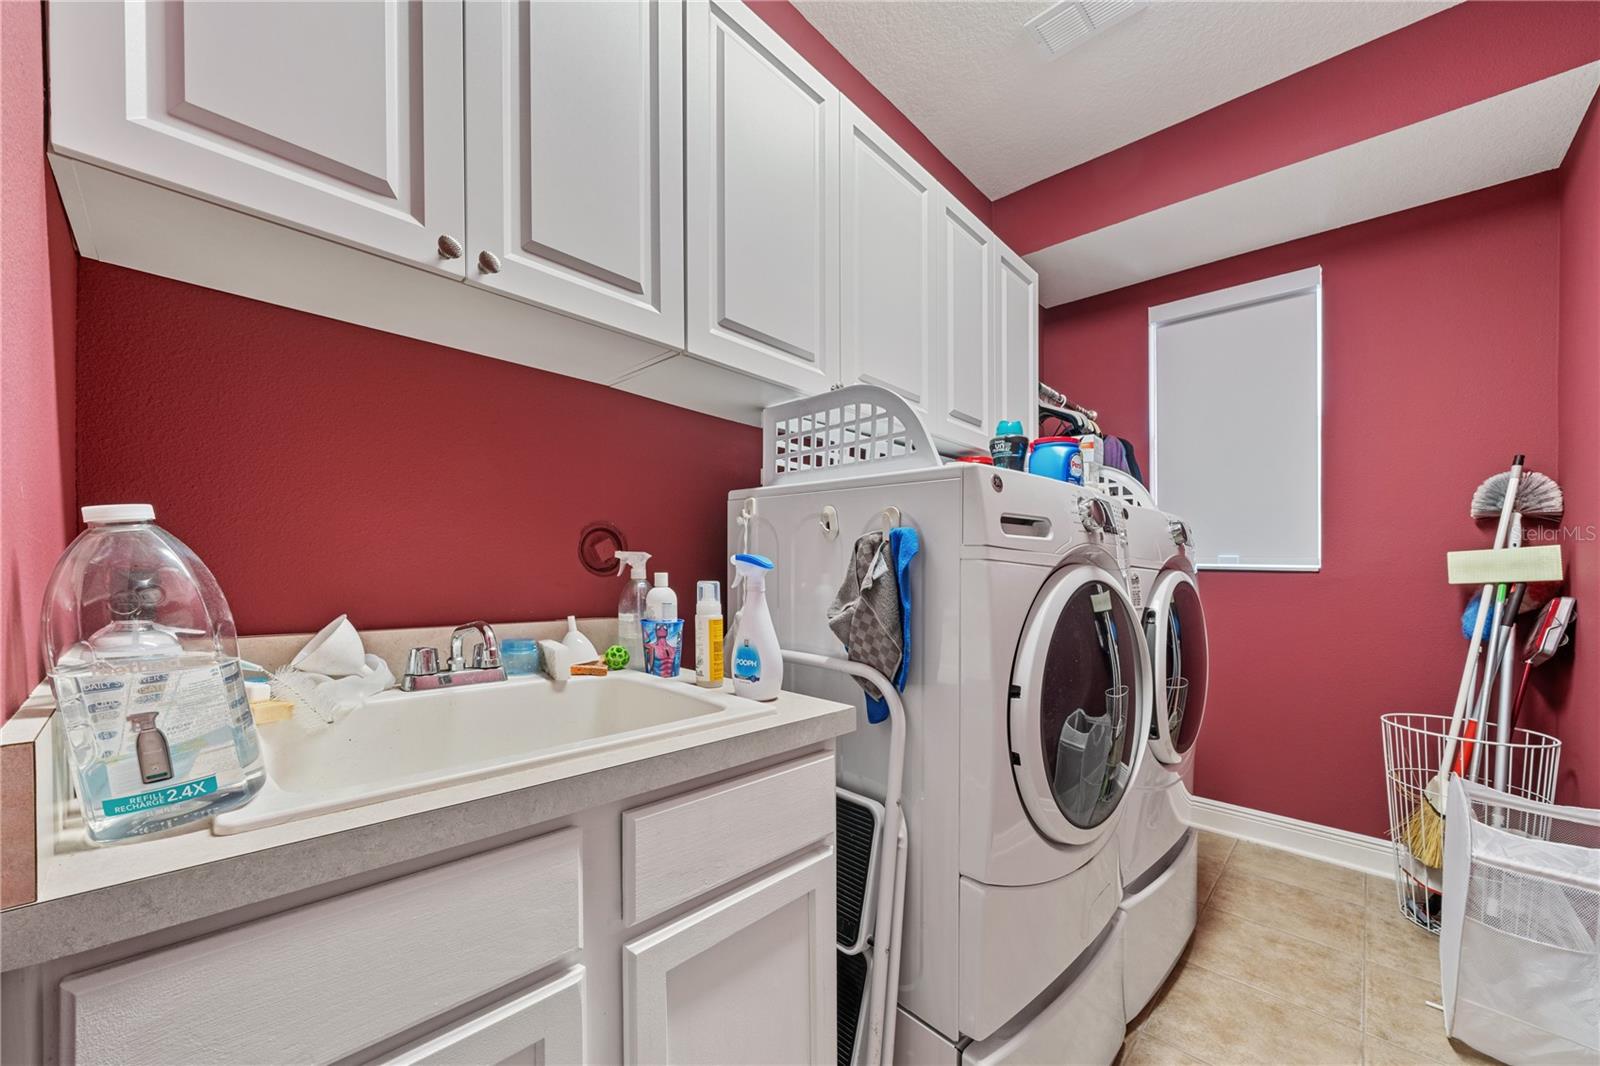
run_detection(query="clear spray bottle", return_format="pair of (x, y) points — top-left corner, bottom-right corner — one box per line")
(614, 551), (651, 671)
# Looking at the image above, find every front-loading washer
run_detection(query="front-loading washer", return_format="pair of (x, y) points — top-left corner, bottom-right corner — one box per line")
(730, 462), (1151, 1066)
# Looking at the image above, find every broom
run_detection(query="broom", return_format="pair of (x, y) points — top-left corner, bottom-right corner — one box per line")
(1402, 456), (1524, 867)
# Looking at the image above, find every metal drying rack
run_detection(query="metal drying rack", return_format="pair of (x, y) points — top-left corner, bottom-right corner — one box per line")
(782, 650), (907, 1066)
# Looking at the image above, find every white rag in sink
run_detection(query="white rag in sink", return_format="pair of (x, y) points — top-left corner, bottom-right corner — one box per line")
(271, 614), (394, 728)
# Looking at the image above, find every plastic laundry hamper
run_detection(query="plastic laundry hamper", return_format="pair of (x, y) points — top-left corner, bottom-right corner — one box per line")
(1441, 777), (1600, 1065)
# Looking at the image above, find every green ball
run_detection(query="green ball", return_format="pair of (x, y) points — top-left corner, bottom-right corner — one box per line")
(604, 645), (630, 670)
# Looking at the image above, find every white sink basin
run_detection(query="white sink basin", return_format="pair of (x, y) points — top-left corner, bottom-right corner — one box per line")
(213, 673), (774, 834)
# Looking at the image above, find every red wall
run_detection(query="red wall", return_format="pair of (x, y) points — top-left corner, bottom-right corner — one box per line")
(1, 1), (78, 716)
(1042, 175), (1565, 834)
(1532, 95), (1600, 808)
(993, 1), (1600, 254)
(74, 262), (761, 637)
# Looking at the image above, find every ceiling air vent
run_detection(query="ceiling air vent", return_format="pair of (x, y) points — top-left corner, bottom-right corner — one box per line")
(1026, 0), (1148, 58)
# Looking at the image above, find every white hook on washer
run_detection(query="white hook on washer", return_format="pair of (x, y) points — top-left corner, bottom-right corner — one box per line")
(737, 497), (759, 555)
(819, 505), (840, 540)
(880, 505), (901, 532)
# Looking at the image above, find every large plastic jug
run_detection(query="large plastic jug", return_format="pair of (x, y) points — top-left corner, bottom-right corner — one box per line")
(41, 504), (264, 844)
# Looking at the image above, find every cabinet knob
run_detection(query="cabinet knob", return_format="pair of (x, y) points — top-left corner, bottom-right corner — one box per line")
(437, 234), (464, 260)
(477, 250), (502, 274)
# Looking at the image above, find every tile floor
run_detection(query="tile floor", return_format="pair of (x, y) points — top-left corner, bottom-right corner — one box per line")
(1118, 832), (1501, 1066)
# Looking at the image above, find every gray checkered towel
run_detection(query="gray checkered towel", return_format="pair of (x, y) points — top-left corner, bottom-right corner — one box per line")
(827, 531), (902, 702)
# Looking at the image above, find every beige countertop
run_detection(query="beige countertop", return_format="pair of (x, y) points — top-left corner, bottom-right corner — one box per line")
(0, 680), (855, 971)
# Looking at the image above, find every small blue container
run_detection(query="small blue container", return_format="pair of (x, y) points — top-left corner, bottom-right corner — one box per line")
(502, 638), (542, 676)
(1028, 436), (1084, 484)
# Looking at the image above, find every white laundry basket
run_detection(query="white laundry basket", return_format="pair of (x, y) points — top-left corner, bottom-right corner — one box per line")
(1441, 777), (1600, 1065)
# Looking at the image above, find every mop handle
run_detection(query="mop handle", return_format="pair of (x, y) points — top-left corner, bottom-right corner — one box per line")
(1437, 456), (1522, 780)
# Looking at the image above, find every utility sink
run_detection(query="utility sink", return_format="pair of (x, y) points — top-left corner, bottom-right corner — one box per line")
(212, 672), (774, 834)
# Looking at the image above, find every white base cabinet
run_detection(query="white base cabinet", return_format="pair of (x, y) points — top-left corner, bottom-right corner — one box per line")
(48, 0), (1039, 437)
(625, 850), (835, 1065)
(384, 968), (588, 1066)
(14, 752), (836, 1066)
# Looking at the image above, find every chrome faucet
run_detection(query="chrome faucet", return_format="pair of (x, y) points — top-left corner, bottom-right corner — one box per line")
(401, 621), (507, 691)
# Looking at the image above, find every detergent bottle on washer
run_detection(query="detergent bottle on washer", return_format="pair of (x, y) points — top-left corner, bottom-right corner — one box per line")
(729, 554), (781, 701)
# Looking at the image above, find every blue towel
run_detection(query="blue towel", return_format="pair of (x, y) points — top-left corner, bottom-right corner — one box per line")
(865, 526), (919, 724)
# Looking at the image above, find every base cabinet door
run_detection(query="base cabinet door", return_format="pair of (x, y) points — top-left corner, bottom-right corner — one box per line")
(49, 0), (466, 276)
(465, 0), (684, 347)
(383, 968), (587, 1066)
(995, 246), (1041, 438)
(56, 832), (582, 1065)
(686, 0), (840, 394)
(624, 849), (835, 1065)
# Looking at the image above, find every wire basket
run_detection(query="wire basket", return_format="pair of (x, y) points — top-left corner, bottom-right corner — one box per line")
(1381, 713), (1561, 932)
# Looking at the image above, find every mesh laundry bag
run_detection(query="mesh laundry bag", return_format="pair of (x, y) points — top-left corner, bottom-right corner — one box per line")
(1441, 778), (1600, 1065)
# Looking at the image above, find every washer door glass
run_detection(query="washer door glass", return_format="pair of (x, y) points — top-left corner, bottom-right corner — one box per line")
(1147, 570), (1208, 763)
(1010, 565), (1149, 845)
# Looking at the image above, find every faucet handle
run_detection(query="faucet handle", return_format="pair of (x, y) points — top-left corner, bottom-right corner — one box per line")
(471, 643), (501, 670)
(405, 646), (440, 677)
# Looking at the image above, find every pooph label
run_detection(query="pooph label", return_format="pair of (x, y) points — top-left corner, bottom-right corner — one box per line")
(733, 641), (761, 682)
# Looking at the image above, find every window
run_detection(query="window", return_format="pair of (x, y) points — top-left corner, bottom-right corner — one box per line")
(1149, 266), (1322, 570)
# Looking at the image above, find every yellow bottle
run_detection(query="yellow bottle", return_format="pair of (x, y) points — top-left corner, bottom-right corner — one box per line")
(695, 581), (725, 688)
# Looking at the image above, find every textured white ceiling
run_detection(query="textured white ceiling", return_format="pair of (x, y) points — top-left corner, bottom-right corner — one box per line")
(793, 0), (1456, 199)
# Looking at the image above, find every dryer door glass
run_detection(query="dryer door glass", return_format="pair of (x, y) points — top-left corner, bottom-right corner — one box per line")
(1009, 565), (1147, 842)
(1147, 570), (1208, 762)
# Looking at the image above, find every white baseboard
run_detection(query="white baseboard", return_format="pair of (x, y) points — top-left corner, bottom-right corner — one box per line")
(1188, 796), (1393, 878)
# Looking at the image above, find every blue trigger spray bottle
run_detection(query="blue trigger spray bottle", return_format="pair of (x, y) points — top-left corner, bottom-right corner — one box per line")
(729, 554), (781, 701)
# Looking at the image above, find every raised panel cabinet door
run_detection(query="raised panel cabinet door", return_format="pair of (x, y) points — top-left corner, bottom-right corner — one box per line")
(624, 849), (835, 1066)
(995, 245), (1041, 438)
(48, 0), (467, 276)
(839, 101), (937, 423)
(465, 0), (684, 347)
(933, 194), (997, 452)
(686, 0), (840, 394)
(383, 967), (587, 1066)
(57, 831), (583, 1065)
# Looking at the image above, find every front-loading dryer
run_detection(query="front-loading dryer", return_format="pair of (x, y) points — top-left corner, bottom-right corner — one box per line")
(1116, 501), (1210, 1020)
(730, 462), (1150, 1066)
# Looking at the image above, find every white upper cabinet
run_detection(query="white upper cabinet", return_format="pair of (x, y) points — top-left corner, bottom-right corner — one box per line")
(48, 0), (1038, 430)
(996, 246), (1042, 437)
(839, 101), (937, 426)
(49, 0), (467, 277)
(465, 0), (684, 347)
(933, 195), (999, 452)
(685, 0), (840, 394)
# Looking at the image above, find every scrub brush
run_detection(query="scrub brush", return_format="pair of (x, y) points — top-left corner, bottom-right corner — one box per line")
(1470, 468), (1564, 520)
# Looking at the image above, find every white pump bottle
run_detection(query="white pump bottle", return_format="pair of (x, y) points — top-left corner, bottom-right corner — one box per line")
(615, 551), (651, 671)
(729, 554), (781, 701)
